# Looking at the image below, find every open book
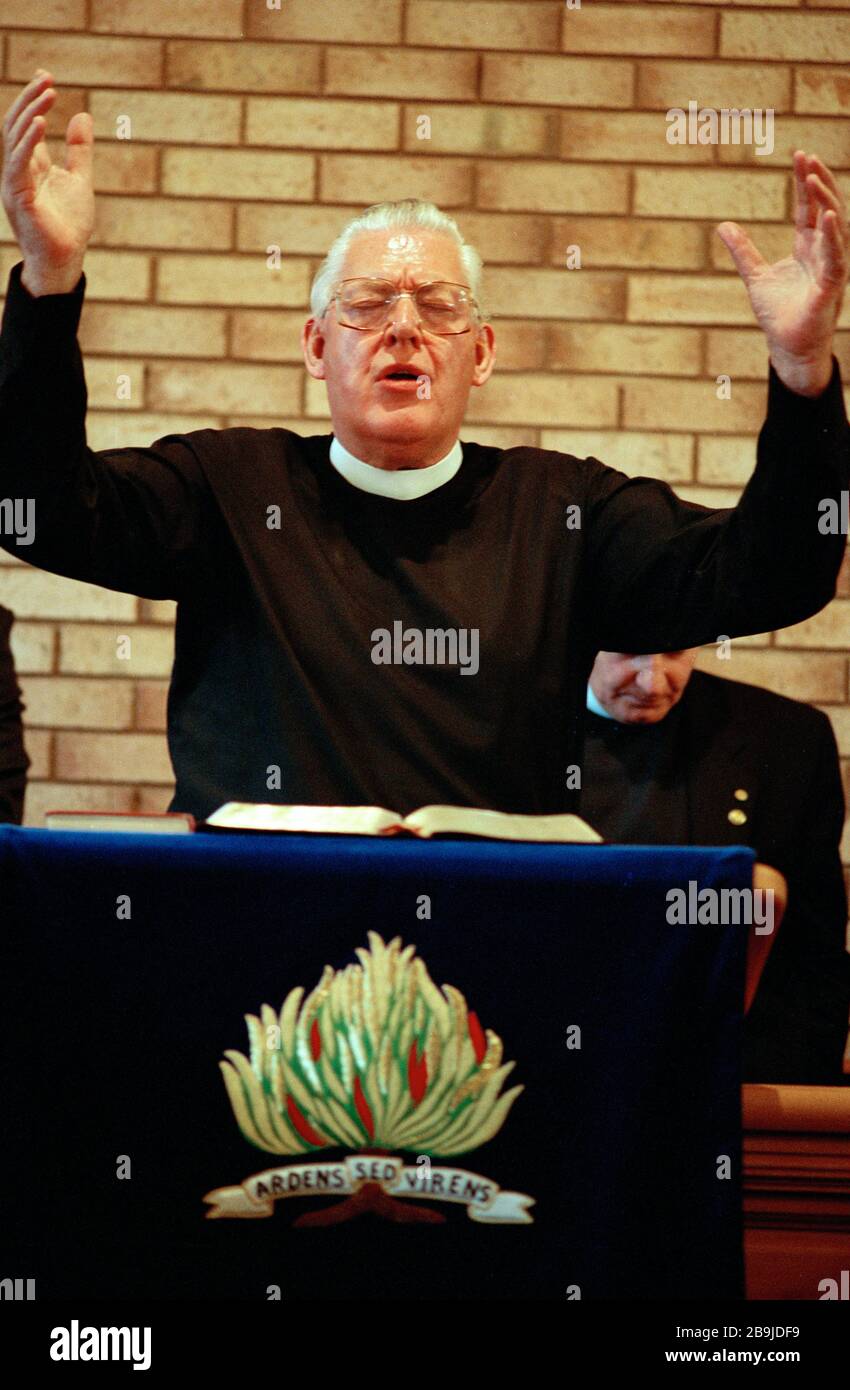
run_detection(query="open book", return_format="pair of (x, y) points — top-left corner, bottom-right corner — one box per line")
(204, 801), (602, 843)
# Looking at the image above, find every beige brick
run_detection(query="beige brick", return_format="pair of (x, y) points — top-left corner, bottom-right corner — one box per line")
(484, 267), (624, 320)
(247, 0), (403, 44)
(247, 98), (399, 152)
(226, 415), (325, 433)
(716, 116), (850, 169)
(821, 705), (850, 757)
(89, 142), (158, 194)
(538, 429), (693, 484)
(136, 784), (175, 813)
(147, 362), (301, 416)
(633, 169), (786, 221)
(628, 273), (752, 324)
(82, 359), (145, 410)
(672, 484), (741, 509)
(86, 250), (152, 300)
(161, 149), (314, 201)
(653, 0), (800, 5)
(9, 622), (55, 674)
(550, 324), (701, 376)
(231, 310), (314, 363)
(236, 203), (354, 257)
(303, 380), (331, 419)
(90, 90), (241, 146)
(0, 246), (150, 300)
(722, 12), (850, 63)
(837, 547), (850, 601)
(775, 602), (850, 649)
(91, 195), (232, 251)
(691, 633), (770, 651)
(622, 378), (766, 432)
(326, 46), (477, 101)
(319, 154), (472, 207)
(549, 216), (705, 271)
(408, 1), (559, 51)
(237, 204), (549, 266)
(167, 40), (321, 94)
(92, 0), (243, 38)
(139, 599), (176, 624)
(0, 83), (85, 144)
(456, 212), (550, 266)
(642, 0), (799, 6)
(462, 374), (618, 428)
(19, 676), (133, 729)
(59, 623), (174, 677)
(0, 570), (136, 621)
(707, 331), (850, 382)
(699, 651), (846, 703)
(7, 33), (162, 88)
(708, 223), (795, 271)
(22, 729), (51, 780)
(402, 105), (553, 157)
(478, 161), (628, 214)
(562, 3), (714, 56)
(459, 425), (539, 450)
(560, 111), (713, 165)
(80, 304), (227, 358)
(795, 67), (850, 118)
(0, 0), (85, 26)
(55, 730), (173, 783)
(135, 679), (168, 731)
(637, 61), (791, 113)
(484, 322), (547, 372)
(697, 434), (757, 486)
(482, 53), (633, 108)
(86, 413), (220, 450)
(156, 254), (310, 307)
(23, 781), (137, 826)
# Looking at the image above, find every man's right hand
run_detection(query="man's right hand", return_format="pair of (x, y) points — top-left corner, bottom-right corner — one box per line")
(1, 70), (94, 296)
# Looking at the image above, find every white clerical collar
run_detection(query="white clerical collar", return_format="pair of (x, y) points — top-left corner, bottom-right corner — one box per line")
(329, 435), (463, 500)
(586, 681), (617, 720)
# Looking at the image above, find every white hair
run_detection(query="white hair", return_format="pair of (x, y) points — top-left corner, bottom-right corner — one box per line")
(309, 198), (486, 320)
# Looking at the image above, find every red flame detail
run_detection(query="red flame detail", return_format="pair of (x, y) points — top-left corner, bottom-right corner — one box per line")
(468, 1011), (487, 1065)
(407, 1040), (428, 1106)
(286, 1093), (326, 1147)
(353, 1075), (375, 1138)
(310, 1017), (321, 1061)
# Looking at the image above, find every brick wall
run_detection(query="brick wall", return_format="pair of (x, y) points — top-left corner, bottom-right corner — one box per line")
(0, 0), (849, 889)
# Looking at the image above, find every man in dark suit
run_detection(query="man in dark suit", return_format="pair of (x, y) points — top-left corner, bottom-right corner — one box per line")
(0, 603), (29, 824)
(581, 649), (850, 1084)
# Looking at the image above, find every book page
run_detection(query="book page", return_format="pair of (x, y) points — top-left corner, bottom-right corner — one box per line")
(402, 805), (603, 842)
(203, 802), (401, 834)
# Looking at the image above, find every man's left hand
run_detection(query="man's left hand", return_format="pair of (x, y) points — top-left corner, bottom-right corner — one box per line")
(716, 150), (848, 397)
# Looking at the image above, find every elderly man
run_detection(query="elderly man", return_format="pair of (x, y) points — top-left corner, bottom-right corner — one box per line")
(581, 649), (850, 1083)
(0, 71), (848, 820)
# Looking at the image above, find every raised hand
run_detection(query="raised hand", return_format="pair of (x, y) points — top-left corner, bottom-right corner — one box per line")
(716, 151), (848, 396)
(1, 70), (94, 296)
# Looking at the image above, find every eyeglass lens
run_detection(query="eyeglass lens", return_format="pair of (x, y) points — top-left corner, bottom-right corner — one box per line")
(337, 280), (474, 333)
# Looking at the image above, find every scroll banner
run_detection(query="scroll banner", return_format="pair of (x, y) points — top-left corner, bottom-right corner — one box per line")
(203, 1155), (534, 1224)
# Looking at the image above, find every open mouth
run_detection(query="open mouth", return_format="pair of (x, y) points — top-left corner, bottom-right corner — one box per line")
(384, 371), (419, 380)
